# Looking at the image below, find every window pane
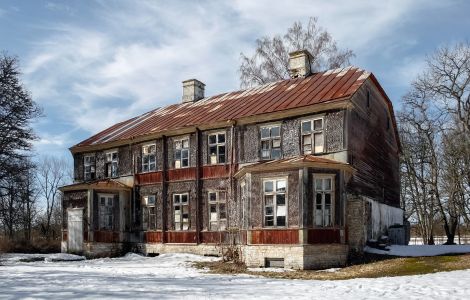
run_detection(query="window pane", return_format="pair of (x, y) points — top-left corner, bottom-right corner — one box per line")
(272, 139), (281, 148)
(210, 204), (217, 214)
(209, 192), (217, 202)
(303, 135), (312, 146)
(100, 197), (105, 206)
(181, 194), (188, 203)
(218, 145), (225, 158)
(265, 195), (274, 207)
(175, 141), (182, 149)
(264, 181), (273, 193)
(276, 180), (286, 192)
(265, 216), (274, 226)
(277, 216), (286, 227)
(260, 127), (270, 139)
(325, 193), (331, 206)
(301, 121), (311, 133)
(149, 145), (156, 153)
(175, 160), (181, 169)
(209, 134), (217, 144)
(276, 194), (285, 206)
(314, 119), (323, 130)
(316, 193), (322, 207)
(219, 204), (226, 219)
(277, 205), (286, 217)
(271, 148), (281, 159)
(148, 196), (156, 205)
(271, 126), (280, 137)
(219, 192), (226, 201)
(182, 158), (189, 167)
(315, 179), (323, 190)
(218, 151), (226, 164)
(217, 133), (225, 144)
(265, 206), (273, 216)
(324, 178), (332, 191)
(112, 152), (118, 160)
(182, 139), (189, 148)
(175, 149), (181, 160)
(181, 149), (189, 159)
(209, 145), (217, 156)
(174, 195), (180, 204)
(314, 133), (324, 153)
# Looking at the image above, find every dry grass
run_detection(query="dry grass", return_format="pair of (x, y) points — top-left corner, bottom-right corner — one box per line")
(194, 254), (470, 280)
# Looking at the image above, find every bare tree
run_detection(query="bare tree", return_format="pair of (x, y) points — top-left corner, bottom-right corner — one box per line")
(239, 17), (354, 88)
(35, 156), (69, 239)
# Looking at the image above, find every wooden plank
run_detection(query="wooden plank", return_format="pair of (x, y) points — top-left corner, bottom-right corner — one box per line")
(93, 231), (120, 243)
(136, 171), (163, 185)
(144, 231), (163, 243)
(250, 229), (299, 244)
(167, 167), (197, 181)
(307, 228), (341, 244)
(165, 231), (197, 243)
(202, 164), (231, 179)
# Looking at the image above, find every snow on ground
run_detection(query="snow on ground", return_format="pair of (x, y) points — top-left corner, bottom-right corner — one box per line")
(1, 252), (470, 299)
(365, 245), (470, 257)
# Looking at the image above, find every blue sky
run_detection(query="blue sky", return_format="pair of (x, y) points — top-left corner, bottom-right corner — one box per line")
(1, 0), (469, 160)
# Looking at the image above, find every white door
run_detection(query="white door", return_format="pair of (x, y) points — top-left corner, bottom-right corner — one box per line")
(67, 208), (84, 253)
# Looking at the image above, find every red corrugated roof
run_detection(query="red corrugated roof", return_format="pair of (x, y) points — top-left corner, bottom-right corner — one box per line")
(73, 67), (372, 149)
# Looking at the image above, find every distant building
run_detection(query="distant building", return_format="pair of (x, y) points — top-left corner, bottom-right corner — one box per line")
(60, 50), (403, 269)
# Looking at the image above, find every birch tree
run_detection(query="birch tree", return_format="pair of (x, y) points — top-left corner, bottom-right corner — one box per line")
(239, 17), (354, 88)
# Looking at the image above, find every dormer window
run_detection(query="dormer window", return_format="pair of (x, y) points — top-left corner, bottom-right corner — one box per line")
(142, 144), (156, 172)
(301, 117), (324, 154)
(208, 132), (226, 164)
(83, 155), (95, 180)
(105, 150), (118, 178)
(174, 138), (189, 169)
(260, 124), (281, 160)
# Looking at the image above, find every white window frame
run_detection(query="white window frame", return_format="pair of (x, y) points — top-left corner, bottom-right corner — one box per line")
(174, 137), (190, 169)
(105, 150), (118, 178)
(313, 174), (335, 227)
(83, 154), (96, 180)
(173, 193), (189, 231)
(142, 143), (157, 172)
(142, 195), (157, 231)
(301, 116), (325, 154)
(208, 132), (226, 165)
(262, 178), (287, 227)
(260, 124), (282, 160)
(208, 190), (227, 231)
(98, 193), (114, 230)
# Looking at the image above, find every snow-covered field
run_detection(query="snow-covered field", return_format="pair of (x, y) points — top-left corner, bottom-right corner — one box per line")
(1, 252), (470, 299)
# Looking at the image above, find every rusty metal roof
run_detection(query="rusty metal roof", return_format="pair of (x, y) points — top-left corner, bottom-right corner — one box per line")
(73, 67), (373, 150)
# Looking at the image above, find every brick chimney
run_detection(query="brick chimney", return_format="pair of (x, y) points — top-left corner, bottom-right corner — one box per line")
(288, 50), (312, 78)
(182, 79), (205, 103)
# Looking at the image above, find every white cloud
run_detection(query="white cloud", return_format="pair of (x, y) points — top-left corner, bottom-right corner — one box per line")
(22, 0), (457, 143)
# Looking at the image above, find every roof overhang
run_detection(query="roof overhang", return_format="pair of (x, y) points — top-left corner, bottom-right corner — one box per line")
(234, 155), (356, 179)
(59, 179), (132, 192)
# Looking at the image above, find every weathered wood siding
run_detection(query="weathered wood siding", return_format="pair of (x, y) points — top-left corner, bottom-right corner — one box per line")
(347, 80), (400, 207)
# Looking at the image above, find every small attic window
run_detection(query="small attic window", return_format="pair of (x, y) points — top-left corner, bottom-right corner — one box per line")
(366, 90), (371, 108)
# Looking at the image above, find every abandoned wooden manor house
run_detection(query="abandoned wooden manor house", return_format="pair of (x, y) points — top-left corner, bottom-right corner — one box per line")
(60, 50), (405, 269)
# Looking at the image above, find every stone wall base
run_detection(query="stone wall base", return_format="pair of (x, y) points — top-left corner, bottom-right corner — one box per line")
(78, 241), (348, 270)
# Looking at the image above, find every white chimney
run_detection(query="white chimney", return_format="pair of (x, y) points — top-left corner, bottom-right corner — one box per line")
(182, 79), (205, 103)
(288, 50), (312, 78)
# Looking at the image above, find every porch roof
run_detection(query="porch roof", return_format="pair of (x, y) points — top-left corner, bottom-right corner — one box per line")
(59, 178), (132, 192)
(234, 155), (356, 178)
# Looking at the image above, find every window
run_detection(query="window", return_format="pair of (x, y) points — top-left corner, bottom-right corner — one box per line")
(142, 195), (157, 230)
(174, 138), (189, 169)
(260, 125), (281, 160)
(142, 144), (156, 172)
(366, 90), (371, 108)
(99, 194), (114, 230)
(263, 179), (287, 227)
(301, 117), (324, 154)
(84, 155), (95, 180)
(208, 191), (227, 231)
(105, 151), (118, 177)
(173, 193), (189, 230)
(208, 133), (226, 164)
(314, 175), (334, 227)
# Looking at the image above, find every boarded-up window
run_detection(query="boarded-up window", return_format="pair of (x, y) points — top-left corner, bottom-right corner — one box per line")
(208, 191), (227, 231)
(301, 117), (324, 154)
(173, 193), (189, 230)
(314, 175), (334, 227)
(263, 179), (287, 227)
(105, 151), (118, 177)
